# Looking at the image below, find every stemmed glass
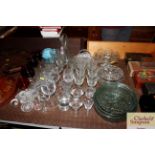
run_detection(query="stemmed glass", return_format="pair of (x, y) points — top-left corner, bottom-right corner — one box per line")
(70, 88), (84, 101)
(86, 59), (98, 88)
(63, 67), (74, 87)
(35, 86), (49, 112)
(47, 64), (60, 83)
(83, 98), (94, 116)
(61, 67), (74, 98)
(37, 80), (56, 112)
(38, 92), (51, 112)
(33, 96), (43, 111)
(69, 98), (83, 117)
(85, 87), (96, 99)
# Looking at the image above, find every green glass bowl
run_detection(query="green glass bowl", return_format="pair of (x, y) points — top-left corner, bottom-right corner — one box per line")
(93, 82), (138, 121)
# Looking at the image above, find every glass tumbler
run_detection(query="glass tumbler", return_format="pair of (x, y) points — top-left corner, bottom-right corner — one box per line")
(57, 93), (71, 111)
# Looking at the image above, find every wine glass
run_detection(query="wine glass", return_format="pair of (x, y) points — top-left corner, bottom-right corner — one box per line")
(69, 98), (83, 117)
(85, 87), (96, 99)
(63, 68), (74, 84)
(33, 96), (43, 111)
(83, 98), (94, 116)
(70, 88), (84, 101)
(40, 81), (56, 96)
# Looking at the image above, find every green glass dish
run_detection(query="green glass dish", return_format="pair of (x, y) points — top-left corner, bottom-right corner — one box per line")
(93, 82), (138, 121)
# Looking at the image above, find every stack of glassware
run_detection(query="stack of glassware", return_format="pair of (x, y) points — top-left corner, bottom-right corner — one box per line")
(93, 49), (138, 121)
(93, 82), (138, 121)
(9, 47), (138, 121)
(10, 46), (67, 112)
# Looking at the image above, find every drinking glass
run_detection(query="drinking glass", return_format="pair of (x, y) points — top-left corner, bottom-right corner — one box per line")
(40, 80), (56, 96)
(18, 89), (37, 112)
(86, 74), (98, 87)
(73, 68), (85, 86)
(17, 90), (29, 104)
(36, 80), (56, 112)
(70, 88), (84, 100)
(69, 98), (83, 117)
(63, 68), (74, 84)
(42, 64), (60, 83)
(85, 87), (96, 99)
(33, 96), (43, 111)
(59, 80), (72, 97)
(37, 90), (51, 112)
(57, 93), (71, 111)
(21, 102), (34, 112)
(86, 59), (98, 87)
(102, 49), (113, 65)
(83, 98), (94, 116)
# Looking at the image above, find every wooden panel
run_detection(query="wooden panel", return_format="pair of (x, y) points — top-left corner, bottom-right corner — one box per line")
(87, 41), (155, 59)
(130, 26), (155, 42)
(88, 27), (102, 40)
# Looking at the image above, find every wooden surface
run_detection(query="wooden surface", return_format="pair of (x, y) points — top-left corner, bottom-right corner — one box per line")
(87, 41), (155, 59)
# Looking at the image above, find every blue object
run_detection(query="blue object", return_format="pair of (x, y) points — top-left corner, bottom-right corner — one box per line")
(42, 48), (56, 63)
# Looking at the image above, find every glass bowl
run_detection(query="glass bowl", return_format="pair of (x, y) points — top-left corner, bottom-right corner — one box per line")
(98, 65), (124, 84)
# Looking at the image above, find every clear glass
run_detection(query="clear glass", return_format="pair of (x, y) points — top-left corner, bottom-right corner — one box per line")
(21, 102), (34, 112)
(70, 88), (84, 100)
(83, 98), (94, 116)
(17, 90), (28, 104)
(86, 59), (98, 87)
(63, 68), (74, 84)
(18, 89), (37, 112)
(98, 65), (124, 84)
(86, 75), (98, 87)
(59, 80), (72, 97)
(73, 68), (85, 86)
(48, 65), (60, 83)
(10, 98), (19, 107)
(57, 93), (71, 111)
(33, 96), (43, 111)
(85, 87), (96, 99)
(40, 80), (56, 96)
(69, 98), (83, 117)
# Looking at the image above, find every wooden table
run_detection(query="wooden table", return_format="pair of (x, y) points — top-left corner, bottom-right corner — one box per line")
(0, 38), (138, 128)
